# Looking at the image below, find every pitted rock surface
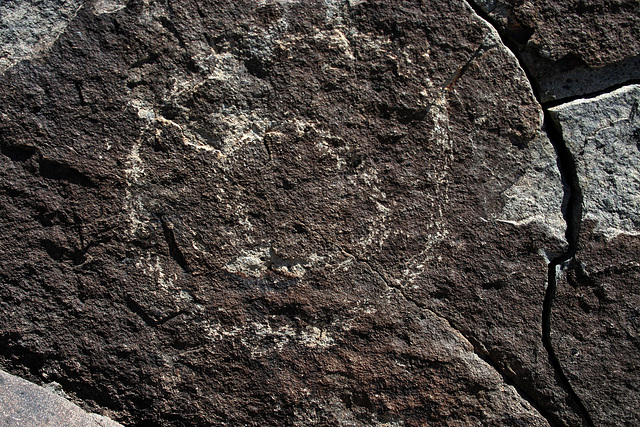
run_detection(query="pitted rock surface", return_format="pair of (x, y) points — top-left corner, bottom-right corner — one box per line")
(0, 0), (636, 426)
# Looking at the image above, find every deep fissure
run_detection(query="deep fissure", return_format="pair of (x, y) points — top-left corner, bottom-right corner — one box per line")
(541, 78), (640, 109)
(462, 1), (595, 425)
(543, 112), (594, 427)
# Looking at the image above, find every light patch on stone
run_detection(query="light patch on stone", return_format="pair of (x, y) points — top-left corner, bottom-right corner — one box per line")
(203, 107), (271, 156)
(498, 132), (567, 243)
(123, 193), (146, 236)
(123, 129), (147, 235)
(429, 92), (454, 206)
(224, 246), (272, 278)
(224, 246), (309, 278)
(345, 168), (395, 251)
(550, 84), (640, 238)
(253, 0), (302, 4)
(93, 0), (127, 15)
(129, 99), (222, 155)
(0, 0), (84, 74)
(127, 34), (270, 159)
(250, 323), (334, 352)
(130, 99), (156, 122)
(123, 3), (357, 163)
(134, 253), (193, 309)
(136, 254), (175, 291)
(203, 320), (334, 356)
(170, 52), (245, 97)
(401, 230), (449, 285)
(314, 28), (354, 60)
(271, 263), (307, 278)
(396, 91), (453, 285)
(339, 301), (378, 332)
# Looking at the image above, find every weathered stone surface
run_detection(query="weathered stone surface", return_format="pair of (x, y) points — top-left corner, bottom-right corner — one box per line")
(548, 84), (640, 426)
(549, 85), (640, 238)
(473, 0), (640, 102)
(0, 368), (121, 426)
(0, 0), (619, 425)
(0, 0), (84, 74)
(554, 230), (640, 427)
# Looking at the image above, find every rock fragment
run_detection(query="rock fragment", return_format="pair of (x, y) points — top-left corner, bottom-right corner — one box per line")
(549, 85), (640, 239)
(0, 0), (586, 425)
(472, 0), (640, 102)
(0, 369), (121, 426)
(548, 84), (640, 426)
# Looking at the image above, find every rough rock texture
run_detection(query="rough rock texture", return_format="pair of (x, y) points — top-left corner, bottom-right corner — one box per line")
(0, 0), (84, 74)
(549, 85), (640, 426)
(0, 0), (636, 426)
(549, 85), (640, 238)
(473, 0), (640, 102)
(0, 368), (122, 426)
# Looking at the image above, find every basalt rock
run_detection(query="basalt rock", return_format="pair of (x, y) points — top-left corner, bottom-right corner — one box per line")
(0, 0), (636, 426)
(549, 85), (640, 426)
(472, 0), (640, 102)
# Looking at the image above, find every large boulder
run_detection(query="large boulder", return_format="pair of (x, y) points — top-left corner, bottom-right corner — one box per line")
(1, 0), (635, 425)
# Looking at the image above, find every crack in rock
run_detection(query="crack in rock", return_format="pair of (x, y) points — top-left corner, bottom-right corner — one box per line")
(469, 0), (640, 103)
(357, 256), (556, 426)
(443, 30), (499, 91)
(464, 1), (598, 425)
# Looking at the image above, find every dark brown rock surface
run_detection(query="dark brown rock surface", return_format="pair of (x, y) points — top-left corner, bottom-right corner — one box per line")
(0, 0), (636, 426)
(554, 228), (640, 427)
(473, 0), (640, 102)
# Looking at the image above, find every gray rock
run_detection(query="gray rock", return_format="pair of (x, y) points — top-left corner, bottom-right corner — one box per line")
(549, 84), (640, 239)
(497, 131), (566, 245)
(0, 369), (121, 427)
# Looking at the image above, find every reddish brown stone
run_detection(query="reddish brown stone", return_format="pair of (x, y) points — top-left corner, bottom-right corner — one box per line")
(4, 0), (630, 426)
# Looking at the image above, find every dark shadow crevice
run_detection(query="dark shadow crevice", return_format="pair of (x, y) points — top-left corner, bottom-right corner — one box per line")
(158, 215), (190, 272)
(463, 1), (595, 425)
